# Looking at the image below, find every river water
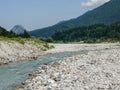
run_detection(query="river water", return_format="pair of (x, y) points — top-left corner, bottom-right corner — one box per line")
(0, 51), (87, 90)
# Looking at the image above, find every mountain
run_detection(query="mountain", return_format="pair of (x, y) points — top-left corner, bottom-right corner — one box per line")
(11, 25), (27, 35)
(29, 0), (120, 38)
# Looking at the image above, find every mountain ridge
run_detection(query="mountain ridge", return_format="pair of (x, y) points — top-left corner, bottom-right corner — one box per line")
(29, 0), (120, 38)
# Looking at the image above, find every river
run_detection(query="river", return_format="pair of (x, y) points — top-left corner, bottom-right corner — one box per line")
(0, 50), (87, 90)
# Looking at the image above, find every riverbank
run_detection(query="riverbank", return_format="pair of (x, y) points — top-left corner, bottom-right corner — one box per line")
(16, 43), (120, 90)
(0, 40), (51, 65)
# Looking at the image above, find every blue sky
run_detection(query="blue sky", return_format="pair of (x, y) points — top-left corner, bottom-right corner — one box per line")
(0, 0), (110, 31)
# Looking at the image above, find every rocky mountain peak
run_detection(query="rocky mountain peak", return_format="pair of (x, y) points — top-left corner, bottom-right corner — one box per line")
(11, 25), (27, 35)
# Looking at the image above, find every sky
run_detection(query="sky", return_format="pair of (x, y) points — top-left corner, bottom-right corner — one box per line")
(0, 0), (110, 31)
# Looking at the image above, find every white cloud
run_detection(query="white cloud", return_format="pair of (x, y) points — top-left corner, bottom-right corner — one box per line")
(81, 0), (110, 7)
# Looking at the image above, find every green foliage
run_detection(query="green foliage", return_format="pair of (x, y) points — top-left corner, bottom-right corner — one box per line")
(0, 37), (53, 51)
(19, 31), (30, 38)
(0, 26), (9, 36)
(0, 27), (52, 51)
(51, 21), (120, 43)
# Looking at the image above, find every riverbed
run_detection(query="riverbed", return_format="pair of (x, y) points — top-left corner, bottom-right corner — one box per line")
(0, 50), (87, 90)
(21, 43), (120, 90)
(0, 43), (120, 90)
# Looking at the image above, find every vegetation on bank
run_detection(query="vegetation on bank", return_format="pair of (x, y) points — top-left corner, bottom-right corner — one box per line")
(0, 26), (30, 38)
(0, 37), (54, 51)
(1, 21), (120, 44)
(51, 21), (120, 43)
(0, 26), (53, 50)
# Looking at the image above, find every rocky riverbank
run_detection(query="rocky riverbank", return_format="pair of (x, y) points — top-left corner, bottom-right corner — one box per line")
(0, 40), (49, 65)
(15, 43), (120, 90)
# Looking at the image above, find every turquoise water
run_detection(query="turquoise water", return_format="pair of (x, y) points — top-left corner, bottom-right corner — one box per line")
(0, 51), (87, 90)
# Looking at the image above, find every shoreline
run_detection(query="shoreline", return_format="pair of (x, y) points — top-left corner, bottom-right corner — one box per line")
(0, 42), (118, 65)
(0, 41), (48, 65)
(13, 43), (120, 90)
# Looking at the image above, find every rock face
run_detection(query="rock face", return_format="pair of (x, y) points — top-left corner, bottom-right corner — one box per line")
(11, 25), (27, 35)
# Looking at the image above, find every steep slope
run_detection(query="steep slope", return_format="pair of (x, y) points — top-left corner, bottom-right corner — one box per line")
(0, 26), (9, 36)
(0, 26), (7, 33)
(29, 0), (120, 38)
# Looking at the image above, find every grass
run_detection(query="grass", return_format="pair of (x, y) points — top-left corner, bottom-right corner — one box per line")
(0, 37), (54, 50)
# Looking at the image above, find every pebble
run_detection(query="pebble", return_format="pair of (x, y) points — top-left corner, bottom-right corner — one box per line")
(16, 43), (120, 90)
(0, 41), (45, 64)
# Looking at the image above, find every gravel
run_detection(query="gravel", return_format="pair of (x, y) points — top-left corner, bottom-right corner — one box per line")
(16, 43), (120, 90)
(0, 41), (44, 65)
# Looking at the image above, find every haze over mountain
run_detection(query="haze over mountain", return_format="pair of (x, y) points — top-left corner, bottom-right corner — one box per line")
(29, 0), (120, 38)
(11, 25), (27, 35)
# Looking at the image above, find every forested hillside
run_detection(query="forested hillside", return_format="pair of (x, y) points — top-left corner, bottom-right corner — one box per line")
(0, 26), (10, 37)
(52, 21), (120, 43)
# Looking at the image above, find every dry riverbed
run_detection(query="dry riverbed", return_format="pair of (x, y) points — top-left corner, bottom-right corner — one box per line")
(15, 43), (120, 90)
